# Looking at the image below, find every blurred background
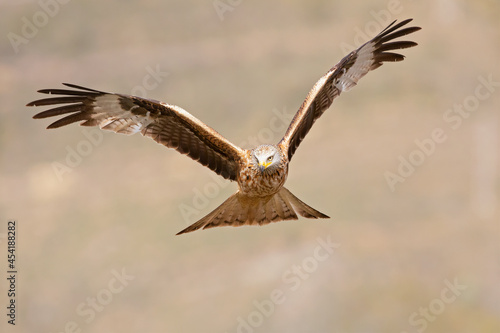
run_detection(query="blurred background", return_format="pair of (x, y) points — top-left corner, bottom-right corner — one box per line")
(1, 0), (499, 332)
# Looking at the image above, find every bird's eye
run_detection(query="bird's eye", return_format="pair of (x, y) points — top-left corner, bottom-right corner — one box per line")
(267, 156), (273, 162)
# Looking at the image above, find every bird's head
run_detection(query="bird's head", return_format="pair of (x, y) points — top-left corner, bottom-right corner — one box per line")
(252, 145), (281, 173)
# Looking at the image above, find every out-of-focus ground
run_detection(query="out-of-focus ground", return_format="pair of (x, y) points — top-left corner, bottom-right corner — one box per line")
(1, 1), (499, 332)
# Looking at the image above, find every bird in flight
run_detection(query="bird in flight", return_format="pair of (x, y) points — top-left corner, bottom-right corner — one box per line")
(28, 19), (420, 235)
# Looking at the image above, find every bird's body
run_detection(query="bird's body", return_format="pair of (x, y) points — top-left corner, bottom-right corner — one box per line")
(238, 145), (288, 197)
(27, 19), (421, 234)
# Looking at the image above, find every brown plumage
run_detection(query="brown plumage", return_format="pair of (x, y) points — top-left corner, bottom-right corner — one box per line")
(27, 19), (420, 235)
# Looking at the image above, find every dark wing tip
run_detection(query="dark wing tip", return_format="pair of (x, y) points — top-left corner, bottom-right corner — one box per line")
(44, 112), (90, 129)
(381, 18), (420, 34)
(28, 83), (104, 129)
(376, 18), (421, 43)
(46, 122), (64, 129)
(62, 83), (105, 93)
(27, 83), (105, 106)
(371, 19), (421, 68)
(376, 52), (406, 62)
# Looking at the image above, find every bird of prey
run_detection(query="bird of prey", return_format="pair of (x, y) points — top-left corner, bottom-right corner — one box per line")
(27, 19), (420, 235)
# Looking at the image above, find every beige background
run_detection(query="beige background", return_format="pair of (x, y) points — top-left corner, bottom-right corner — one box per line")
(1, 0), (499, 332)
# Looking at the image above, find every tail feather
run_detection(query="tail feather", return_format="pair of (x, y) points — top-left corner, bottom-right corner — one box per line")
(281, 187), (329, 219)
(176, 187), (328, 235)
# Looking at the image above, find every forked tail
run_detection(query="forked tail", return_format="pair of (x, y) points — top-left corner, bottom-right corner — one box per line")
(176, 187), (329, 235)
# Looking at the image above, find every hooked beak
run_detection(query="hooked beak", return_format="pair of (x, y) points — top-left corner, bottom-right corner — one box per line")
(258, 160), (271, 172)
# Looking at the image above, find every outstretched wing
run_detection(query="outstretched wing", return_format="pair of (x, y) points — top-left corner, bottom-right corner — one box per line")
(27, 84), (245, 180)
(279, 19), (421, 161)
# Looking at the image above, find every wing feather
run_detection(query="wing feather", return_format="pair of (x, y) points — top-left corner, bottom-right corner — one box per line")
(27, 84), (245, 180)
(279, 19), (421, 161)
